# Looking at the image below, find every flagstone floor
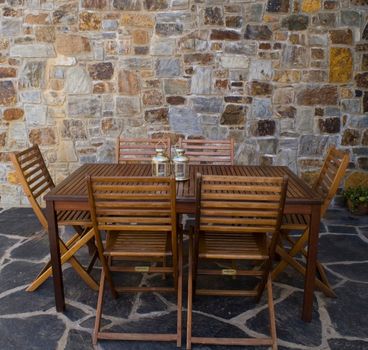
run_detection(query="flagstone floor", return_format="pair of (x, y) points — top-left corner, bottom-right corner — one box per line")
(0, 207), (367, 350)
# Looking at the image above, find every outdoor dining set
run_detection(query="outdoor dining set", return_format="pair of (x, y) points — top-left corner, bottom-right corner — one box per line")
(10, 137), (349, 350)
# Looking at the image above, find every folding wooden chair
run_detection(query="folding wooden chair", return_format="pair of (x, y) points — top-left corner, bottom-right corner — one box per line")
(116, 137), (171, 163)
(178, 138), (234, 165)
(272, 145), (350, 297)
(87, 176), (182, 347)
(187, 174), (288, 350)
(11, 145), (98, 292)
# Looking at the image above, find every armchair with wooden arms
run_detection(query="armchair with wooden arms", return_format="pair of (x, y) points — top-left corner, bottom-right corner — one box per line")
(10, 145), (98, 292)
(186, 174), (288, 350)
(87, 176), (182, 346)
(272, 145), (350, 297)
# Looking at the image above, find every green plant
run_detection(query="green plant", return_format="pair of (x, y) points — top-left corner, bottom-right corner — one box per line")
(343, 186), (368, 212)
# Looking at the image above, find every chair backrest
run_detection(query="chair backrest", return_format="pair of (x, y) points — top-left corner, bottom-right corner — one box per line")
(178, 138), (234, 165)
(313, 145), (349, 216)
(116, 137), (171, 164)
(10, 145), (54, 229)
(87, 176), (177, 256)
(195, 174), (288, 258)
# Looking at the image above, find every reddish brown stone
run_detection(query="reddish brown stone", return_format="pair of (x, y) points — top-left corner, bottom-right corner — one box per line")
(254, 120), (276, 136)
(324, 0), (337, 9)
(362, 130), (368, 146)
(142, 90), (164, 106)
(93, 82), (115, 93)
(224, 96), (248, 103)
(355, 72), (368, 89)
(210, 30), (241, 41)
(318, 117), (340, 133)
(0, 81), (16, 106)
(315, 107), (324, 116)
(88, 62), (114, 80)
(29, 128), (56, 145)
(311, 48), (324, 60)
(79, 12), (101, 31)
(215, 79), (228, 91)
(356, 44), (368, 52)
(296, 85), (338, 105)
(329, 29), (353, 45)
(55, 34), (91, 56)
(134, 47), (149, 55)
(183, 53), (214, 65)
(277, 106), (297, 118)
(250, 81), (273, 96)
(220, 104), (246, 125)
(118, 70), (140, 95)
(0, 132), (6, 147)
(358, 157), (368, 170)
(0, 67), (16, 78)
(82, 0), (108, 9)
(363, 91), (368, 113)
(144, 108), (168, 123)
(25, 13), (49, 24)
(35, 26), (56, 42)
(259, 43), (271, 50)
(3, 108), (24, 121)
(342, 129), (360, 146)
(132, 30), (149, 45)
(143, 0), (168, 10)
(166, 96), (185, 105)
(3, 7), (19, 17)
(225, 16), (242, 28)
(0, 152), (11, 162)
(244, 25), (272, 40)
(362, 55), (368, 71)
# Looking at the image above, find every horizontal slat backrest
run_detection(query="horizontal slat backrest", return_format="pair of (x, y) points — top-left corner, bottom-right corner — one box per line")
(178, 138), (234, 165)
(116, 137), (171, 164)
(196, 175), (288, 237)
(313, 146), (349, 216)
(10, 145), (54, 229)
(88, 176), (176, 233)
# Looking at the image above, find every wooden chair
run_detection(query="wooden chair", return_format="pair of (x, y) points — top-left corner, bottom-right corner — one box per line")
(87, 176), (182, 346)
(186, 174), (288, 350)
(272, 146), (350, 297)
(178, 138), (234, 165)
(116, 137), (171, 163)
(10, 145), (98, 292)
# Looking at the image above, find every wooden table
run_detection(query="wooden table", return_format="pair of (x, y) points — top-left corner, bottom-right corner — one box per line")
(45, 163), (322, 322)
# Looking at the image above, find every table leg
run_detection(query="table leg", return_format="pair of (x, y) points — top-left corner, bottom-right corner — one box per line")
(302, 204), (321, 322)
(46, 199), (65, 312)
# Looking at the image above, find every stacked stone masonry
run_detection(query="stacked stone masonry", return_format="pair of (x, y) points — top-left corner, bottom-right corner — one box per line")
(0, 0), (367, 207)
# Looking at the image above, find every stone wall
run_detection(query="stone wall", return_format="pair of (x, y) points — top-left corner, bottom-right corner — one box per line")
(0, 0), (367, 207)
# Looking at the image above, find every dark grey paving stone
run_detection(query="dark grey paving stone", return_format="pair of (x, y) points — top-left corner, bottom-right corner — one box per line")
(137, 292), (169, 314)
(191, 285), (283, 320)
(327, 225), (358, 234)
(65, 329), (93, 350)
(0, 208), (43, 236)
(0, 234), (19, 259)
(328, 339), (368, 350)
(80, 316), (111, 329)
(10, 232), (49, 261)
(324, 209), (368, 226)
(99, 339), (178, 349)
(0, 260), (44, 293)
(247, 291), (321, 347)
(0, 289), (54, 315)
(0, 315), (65, 350)
(64, 305), (89, 322)
(328, 262), (368, 282)
(318, 235), (368, 263)
(325, 281), (368, 339)
(273, 265), (305, 290)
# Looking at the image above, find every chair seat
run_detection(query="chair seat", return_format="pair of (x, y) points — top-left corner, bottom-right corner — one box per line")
(281, 214), (309, 230)
(198, 232), (268, 260)
(57, 210), (92, 226)
(105, 231), (171, 258)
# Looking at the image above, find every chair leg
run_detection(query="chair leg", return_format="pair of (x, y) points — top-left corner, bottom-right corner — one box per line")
(271, 229), (309, 281)
(186, 234), (194, 350)
(26, 229), (98, 292)
(93, 269), (106, 345)
(266, 274), (278, 350)
(177, 234), (183, 348)
(275, 245), (336, 298)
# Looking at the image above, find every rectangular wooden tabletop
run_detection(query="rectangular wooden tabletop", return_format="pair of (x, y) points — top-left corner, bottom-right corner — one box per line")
(45, 163), (321, 209)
